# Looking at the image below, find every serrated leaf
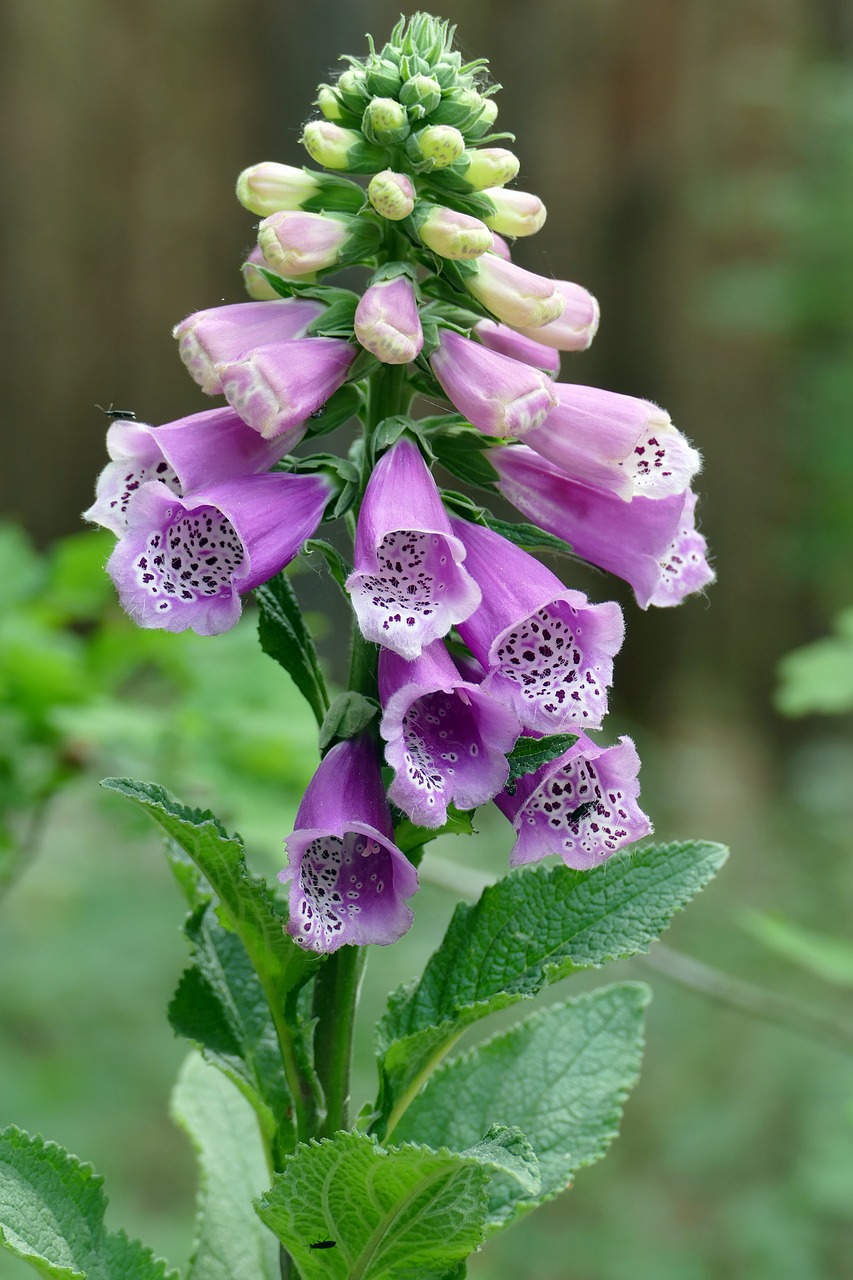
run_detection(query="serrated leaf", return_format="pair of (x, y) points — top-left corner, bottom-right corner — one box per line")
(168, 903), (293, 1158)
(375, 841), (727, 1135)
(318, 691), (380, 752)
(481, 515), (574, 560)
(392, 984), (649, 1226)
(505, 734), (578, 791)
(171, 1052), (279, 1280)
(429, 429), (499, 490)
(255, 1130), (490, 1280)
(102, 779), (320, 1002)
(100, 779), (321, 1138)
(0, 1126), (176, 1280)
(255, 571), (328, 727)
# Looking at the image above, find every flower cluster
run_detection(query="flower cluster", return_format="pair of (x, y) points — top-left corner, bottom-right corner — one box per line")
(86, 13), (713, 953)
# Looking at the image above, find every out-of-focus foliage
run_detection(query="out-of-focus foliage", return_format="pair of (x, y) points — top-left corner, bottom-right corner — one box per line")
(775, 607), (853, 716)
(742, 910), (853, 988)
(0, 524), (318, 898)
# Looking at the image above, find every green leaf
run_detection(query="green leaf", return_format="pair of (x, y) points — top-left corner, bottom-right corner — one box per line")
(255, 570), (329, 727)
(100, 779), (321, 1139)
(255, 1130), (490, 1280)
(171, 1052), (280, 1280)
(307, 296), (358, 339)
(392, 984), (649, 1225)
(375, 841), (727, 1134)
(303, 382), (364, 436)
(393, 805), (476, 856)
(505, 734), (579, 790)
(102, 779), (320, 1004)
(168, 903), (293, 1158)
(318, 691), (380, 752)
(0, 1126), (176, 1279)
(429, 428), (499, 490)
(481, 515), (575, 561)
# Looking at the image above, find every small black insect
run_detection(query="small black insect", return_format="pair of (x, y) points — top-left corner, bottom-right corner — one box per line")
(96, 403), (137, 421)
(566, 800), (596, 825)
(309, 406), (327, 420)
(309, 1239), (337, 1250)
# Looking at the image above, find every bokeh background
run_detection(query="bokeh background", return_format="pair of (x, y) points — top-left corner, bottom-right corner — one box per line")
(2, 1), (853, 1277)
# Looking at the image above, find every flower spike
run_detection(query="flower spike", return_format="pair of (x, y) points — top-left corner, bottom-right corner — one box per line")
(346, 438), (481, 659)
(280, 736), (418, 952)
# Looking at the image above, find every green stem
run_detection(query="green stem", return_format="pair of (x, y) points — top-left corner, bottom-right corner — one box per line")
(308, 360), (412, 1144)
(312, 944), (367, 1137)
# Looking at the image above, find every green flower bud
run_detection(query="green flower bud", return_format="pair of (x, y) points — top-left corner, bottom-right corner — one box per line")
(406, 124), (466, 171)
(430, 88), (487, 130)
(362, 97), (410, 146)
(316, 85), (344, 121)
(337, 66), (370, 112)
(399, 74), (442, 114)
(301, 120), (387, 174)
(458, 148), (520, 191)
(365, 57), (403, 98)
(466, 96), (499, 139)
(367, 169), (416, 221)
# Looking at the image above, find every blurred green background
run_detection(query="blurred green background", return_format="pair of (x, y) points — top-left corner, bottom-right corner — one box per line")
(2, 1), (853, 1277)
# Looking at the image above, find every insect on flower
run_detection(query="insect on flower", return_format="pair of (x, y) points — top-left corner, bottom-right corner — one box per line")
(96, 403), (137, 421)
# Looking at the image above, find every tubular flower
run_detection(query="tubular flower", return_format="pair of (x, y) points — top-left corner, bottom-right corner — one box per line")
(106, 471), (332, 636)
(173, 299), (326, 395)
(216, 337), (357, 440)
(430, 329), (558, 437)
(514, 279), (600, 352)
(495, 732), (652, 869)
(459, 148), (520, 191)
(84, 407), (287, 536)
(345, 438), (481, 659)
(378, 641), (520, 827)
(523, 383), (701, 502)
(465, 254), (565, 329)
(491, 445), (713, 608)
(280, 736), (418, 952)
(451, 518), (624, 733)
(354, 275), (423, 365)
(648, 490), (716, 607)
(473, 319), (560, 377)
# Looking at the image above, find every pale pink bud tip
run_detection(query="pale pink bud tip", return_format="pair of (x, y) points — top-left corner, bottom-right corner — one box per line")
(516, 280), (601, 351)
(467, 255), (566, 329)
(236, 162), (320, 216)
(354, 277), (424, 365)
(257, 210), (350, 276)
(418, 205), (492, 261)
(482, 188), (547, 237)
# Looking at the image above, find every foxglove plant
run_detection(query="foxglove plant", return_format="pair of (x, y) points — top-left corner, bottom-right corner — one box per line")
(1, 16), (727, 1280)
